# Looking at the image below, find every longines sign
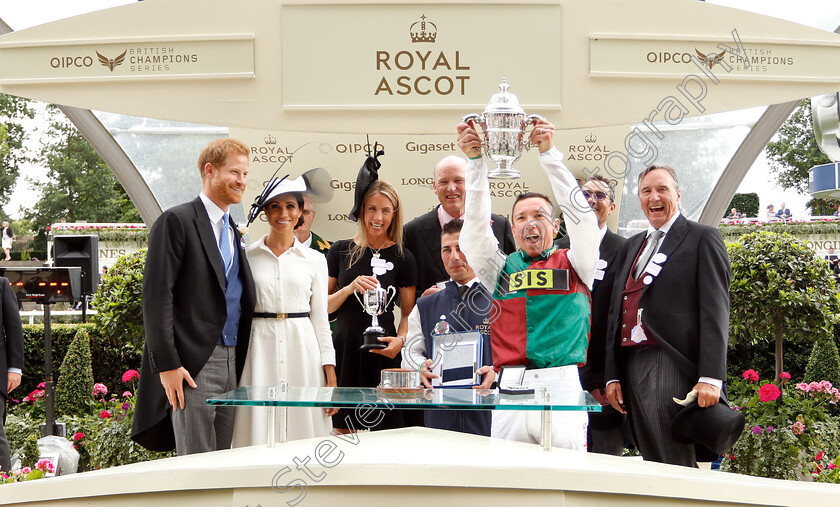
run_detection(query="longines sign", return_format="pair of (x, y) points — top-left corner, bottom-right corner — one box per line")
(0, 35), (254, 84)
(280, 6), (562, 109)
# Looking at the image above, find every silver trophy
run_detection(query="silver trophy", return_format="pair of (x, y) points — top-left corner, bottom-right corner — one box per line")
(354, 282), (398, 351)
(462, 78), (543, 179)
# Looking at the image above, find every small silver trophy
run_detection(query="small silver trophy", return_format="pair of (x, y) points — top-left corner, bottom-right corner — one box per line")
(354, 282), (398, 350)
(462, 78), (543, 179)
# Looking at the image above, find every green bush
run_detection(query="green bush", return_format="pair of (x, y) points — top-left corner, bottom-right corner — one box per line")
(55, 327), (94, 417)
(19, 323), (141, 399)
(727, 231), (840, 378)
(805, 337), (840, 390)
(91, 249), (146, 354)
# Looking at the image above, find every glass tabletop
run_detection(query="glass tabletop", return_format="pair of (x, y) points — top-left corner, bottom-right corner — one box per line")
(207, 386), (603, 411)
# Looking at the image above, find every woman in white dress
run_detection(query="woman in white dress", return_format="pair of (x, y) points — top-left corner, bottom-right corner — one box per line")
(232, 169), (337, 446)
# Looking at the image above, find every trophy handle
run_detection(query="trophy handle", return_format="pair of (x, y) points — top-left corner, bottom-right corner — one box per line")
(522, 114), (545, 151)
(386, 285), (398, 307)
(353, 289), (364, 308)
(462, 113), (486, 133)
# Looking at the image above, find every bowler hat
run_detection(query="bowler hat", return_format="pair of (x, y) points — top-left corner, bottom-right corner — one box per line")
(671, 399), (745, 456)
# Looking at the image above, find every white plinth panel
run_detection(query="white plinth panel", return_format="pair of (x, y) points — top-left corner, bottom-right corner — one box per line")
(1, 427), (838, 506)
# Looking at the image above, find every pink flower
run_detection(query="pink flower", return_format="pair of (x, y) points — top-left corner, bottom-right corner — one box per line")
(766, 426), (774, 432)
(821, 380), (833, 390)
(779, 372), (791, 381)
(92, 383), (108, 396)
(73, 432), (84, 441)
(0, 473), (7, 479)
(792, 421), (806, 435)
(100, 410), (111, 419)
(122, 369), (140, 383)
(796, 382), (809, 392)
(121, 402), (130, 411)
(742, 369), (759, 382)
(751, 425), (762, 435)
(809, 381), (821, 392)
(830, 463), (837, 470)
(35, 459), (55, 473)
(37, 382), (46, 389)
(20, 467), (31, 474)
(759, 383), (781, 402)
(122, 391), (133, 398)
(816, 451), (825, 461)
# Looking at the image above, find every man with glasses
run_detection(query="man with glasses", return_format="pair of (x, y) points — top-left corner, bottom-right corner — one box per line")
(557, 175), (629, 455)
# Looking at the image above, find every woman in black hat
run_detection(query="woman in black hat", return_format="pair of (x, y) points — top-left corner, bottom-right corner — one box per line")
(327, 178), (418, 432)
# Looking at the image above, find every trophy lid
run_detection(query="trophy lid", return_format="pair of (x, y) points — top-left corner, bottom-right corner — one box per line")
(483, 78), (525, 115)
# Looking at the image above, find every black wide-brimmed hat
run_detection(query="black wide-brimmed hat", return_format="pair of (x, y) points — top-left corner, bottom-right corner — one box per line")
(348, 141), (384, 222)
(671, 399), (745, 458)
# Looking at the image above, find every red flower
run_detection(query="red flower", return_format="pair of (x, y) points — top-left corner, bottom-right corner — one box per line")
(100, 410), (111, 419)
(728, 454), (735, 460)
(779, 372), (791, 381)
(759, 383), (781, 402)
(122, 369), (140, 383)
(73, 432), (84, 441)
(742, 369), (759, 382)
(816, 451), (825, 461)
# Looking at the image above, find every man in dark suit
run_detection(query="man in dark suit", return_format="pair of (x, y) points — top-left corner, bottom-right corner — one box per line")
(132, 138), (256, 455)
(0, 277), (23, 471)
(776, 202), (792, 220)
(556, 175), (628, 455)
(605, 163), (730, 468)
(404, 156), (516, 300)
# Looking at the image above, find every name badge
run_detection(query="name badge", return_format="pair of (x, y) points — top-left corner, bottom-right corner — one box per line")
(507, 269), (569, 292)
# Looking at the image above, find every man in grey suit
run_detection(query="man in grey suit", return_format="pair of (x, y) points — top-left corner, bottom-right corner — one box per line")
(132, 138), (256, 455)
(404, 156), (516, 300)
(0, 277), (23, 471)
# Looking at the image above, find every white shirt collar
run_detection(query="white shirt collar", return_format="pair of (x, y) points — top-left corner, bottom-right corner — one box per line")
(199, 192), (227, 225)
(454, 277), (479, 288)
(299, 232), (313, 248)
(646, 210), (681, 238)
(255, 234), (307, 258)
(597, 224), (608, 242)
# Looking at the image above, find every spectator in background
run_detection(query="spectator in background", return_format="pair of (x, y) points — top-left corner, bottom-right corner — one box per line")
(1, 221), (13, 261)
(776, 202), (792, 220)
(766, 205), (775, 220)
(295, 194), (331, 255)
(0, 274), (23, 472)
(726, 208), (742, 220)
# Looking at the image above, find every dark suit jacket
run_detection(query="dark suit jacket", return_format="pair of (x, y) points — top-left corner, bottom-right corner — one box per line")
(1, 277), (23, 400)
(557, 228), (626, 391)
(404, 206), (516, 300)
(131, 197), (256, 452)
(604, 214), (730, 384)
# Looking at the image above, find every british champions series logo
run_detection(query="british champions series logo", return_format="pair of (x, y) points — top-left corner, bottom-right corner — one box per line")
(374, 14), (470, 97)
(97, 50), (126, 72)
(695, 49), (725, 70)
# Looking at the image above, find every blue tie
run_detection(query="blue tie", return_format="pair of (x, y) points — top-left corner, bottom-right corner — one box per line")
(220, 213), (232, 278)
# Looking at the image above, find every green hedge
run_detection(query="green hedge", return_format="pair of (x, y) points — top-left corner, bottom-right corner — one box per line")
(726, 192), (760, 218)
(17, 324), (141, 400)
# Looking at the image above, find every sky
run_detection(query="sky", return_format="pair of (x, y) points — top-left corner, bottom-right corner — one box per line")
(1, 0), (840, 220)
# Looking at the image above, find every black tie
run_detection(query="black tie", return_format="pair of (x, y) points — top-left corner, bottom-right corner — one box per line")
(458, 285), (469, 298)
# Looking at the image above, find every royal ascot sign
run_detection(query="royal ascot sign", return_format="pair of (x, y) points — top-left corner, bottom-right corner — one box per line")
(280, 7), (560, 110)
(0, 36), (253, 84)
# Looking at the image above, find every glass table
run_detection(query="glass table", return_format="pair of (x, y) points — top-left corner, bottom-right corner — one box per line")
(208, 386), (602, 451)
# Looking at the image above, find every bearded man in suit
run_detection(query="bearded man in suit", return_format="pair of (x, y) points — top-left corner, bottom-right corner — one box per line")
(605, 163), (730, 467)
(556, 175), (628, 455)
(132, 138), (256, 455)
(404, 156), (516, 300)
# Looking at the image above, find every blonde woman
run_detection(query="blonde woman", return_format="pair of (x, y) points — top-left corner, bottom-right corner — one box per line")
(327, 179), (417, 432)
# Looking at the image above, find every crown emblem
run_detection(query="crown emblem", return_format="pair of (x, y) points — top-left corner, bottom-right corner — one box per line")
(264, 134), (276, 145)
(584, 133), (597, 143)
(410, 14), (437, 43)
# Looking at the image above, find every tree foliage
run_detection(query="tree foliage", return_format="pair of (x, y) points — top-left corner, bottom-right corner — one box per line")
(25, 106), (140, 240)
(726, 192), (760, 218)
(0, 93), (35, 218)
(728, 231), (840, 378)
(804, 336), (840, 389)
(765, 99), (836, 214)
(91, 249), (146, 353)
